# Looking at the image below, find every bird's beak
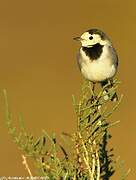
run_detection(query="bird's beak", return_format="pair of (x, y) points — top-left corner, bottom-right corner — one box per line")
(73, 37), (82, 41)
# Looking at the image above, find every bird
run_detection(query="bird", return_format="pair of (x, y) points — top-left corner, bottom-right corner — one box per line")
(73, 28), (118, 101)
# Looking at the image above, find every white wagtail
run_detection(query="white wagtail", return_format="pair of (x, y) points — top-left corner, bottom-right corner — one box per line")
(74, 28), (118, 101)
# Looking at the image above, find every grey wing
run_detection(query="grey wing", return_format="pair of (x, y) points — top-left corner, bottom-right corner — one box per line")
(109, 46), (119, 68)
(76, 49), (82, 71)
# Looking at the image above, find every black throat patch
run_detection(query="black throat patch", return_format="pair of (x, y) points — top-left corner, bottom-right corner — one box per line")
(82, 43), (104, 60)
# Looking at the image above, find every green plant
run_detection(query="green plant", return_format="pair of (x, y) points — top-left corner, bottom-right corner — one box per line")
(3, 79), (130, 179)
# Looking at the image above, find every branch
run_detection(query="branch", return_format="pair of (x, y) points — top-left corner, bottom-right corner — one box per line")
(22, 154), (33, 178)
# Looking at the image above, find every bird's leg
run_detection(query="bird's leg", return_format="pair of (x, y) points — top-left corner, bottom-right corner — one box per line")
(90, 82), (97, 102)
(92, 82), (95, 94)
(86, 82), (95, 106)
(86, 82), (97, 123)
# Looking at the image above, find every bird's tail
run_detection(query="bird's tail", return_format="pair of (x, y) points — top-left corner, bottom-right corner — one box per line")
(101, 80), (118, 101)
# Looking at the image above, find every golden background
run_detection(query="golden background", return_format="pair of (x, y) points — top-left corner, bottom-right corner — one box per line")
(0, 0), (135, 179)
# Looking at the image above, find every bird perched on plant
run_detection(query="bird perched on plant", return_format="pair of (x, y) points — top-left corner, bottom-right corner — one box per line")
(73, 28), (118, 101)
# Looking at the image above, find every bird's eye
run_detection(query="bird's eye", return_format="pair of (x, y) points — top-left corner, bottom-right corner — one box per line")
(89, 36), (93, 40)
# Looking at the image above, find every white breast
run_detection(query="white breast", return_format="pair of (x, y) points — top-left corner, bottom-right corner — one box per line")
(79, 46), (116, 82)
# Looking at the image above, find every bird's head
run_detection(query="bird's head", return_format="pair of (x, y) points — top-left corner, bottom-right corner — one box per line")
(73, 29), (111, 47)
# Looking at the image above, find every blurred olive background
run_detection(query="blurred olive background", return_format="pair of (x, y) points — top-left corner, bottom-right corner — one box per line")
(0, 0), (135, 179)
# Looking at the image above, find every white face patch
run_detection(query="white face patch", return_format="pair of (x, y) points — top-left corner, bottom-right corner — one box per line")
(80, 32), (110, 47)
